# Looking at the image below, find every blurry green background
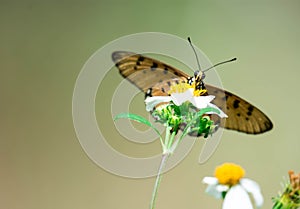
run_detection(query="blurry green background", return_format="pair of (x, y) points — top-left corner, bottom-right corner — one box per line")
(1, 1), (300, 209)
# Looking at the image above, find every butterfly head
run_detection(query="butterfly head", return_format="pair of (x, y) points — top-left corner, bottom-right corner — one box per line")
(193, 70), (206, 93)
(194, 70), (205, 81)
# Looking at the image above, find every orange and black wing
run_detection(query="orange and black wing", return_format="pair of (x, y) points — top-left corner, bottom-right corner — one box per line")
(112, 51), (273, 134)
(206, 85), (273, 134)
(112, 51), (189, 97)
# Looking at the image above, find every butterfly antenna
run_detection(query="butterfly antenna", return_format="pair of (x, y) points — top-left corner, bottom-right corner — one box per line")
(203, 57), (237, 72)
(188, 37), (202, 71)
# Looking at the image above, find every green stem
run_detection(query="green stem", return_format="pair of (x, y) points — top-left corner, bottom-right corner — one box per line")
(163, 126), (171, 153)
(167, 131), (176, 150)
(169, 137), (180, 153)
(149, 153), (170, 209)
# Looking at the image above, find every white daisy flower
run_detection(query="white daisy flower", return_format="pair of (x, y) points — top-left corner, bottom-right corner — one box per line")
(202, 163), (264, 209)
(144, 84), (227, 118)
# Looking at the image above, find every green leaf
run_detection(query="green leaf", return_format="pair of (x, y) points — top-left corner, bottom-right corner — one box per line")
(114, 113), (152, 126)
(196, 107), (220, 117)
(114, 113), (163, 141)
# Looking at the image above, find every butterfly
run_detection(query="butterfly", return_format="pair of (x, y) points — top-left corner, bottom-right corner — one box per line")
(112, 51), (273, 134)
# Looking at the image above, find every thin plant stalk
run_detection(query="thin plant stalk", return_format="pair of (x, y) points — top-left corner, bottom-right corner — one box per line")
(149, 153), (170, 209)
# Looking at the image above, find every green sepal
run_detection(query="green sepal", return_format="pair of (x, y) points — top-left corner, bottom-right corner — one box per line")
(181, 107), (219, 137)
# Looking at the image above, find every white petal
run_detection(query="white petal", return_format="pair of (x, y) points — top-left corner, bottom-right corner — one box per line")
(207, 103), (228, 118)
(202, 176), (218, 185)
(205, 184), (223, 199)
(240, 178), (264, 208)
(144, 96), (172, 111)
(202, 177), (222, 199)
(191, 95), (215, 109)
(170, 88), (193, 106)
(223, 185), (253, 209)
(216, 184), (229, 192)
(202, 177), (229, 199)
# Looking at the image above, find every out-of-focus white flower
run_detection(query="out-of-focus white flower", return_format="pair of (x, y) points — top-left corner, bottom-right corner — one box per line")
(202, 163), (264, 209)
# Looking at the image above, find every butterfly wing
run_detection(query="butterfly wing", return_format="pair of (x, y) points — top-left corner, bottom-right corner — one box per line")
(112, 51), (273, 134)
(206, 85), (273, 134)
(112, 51), (188, 96)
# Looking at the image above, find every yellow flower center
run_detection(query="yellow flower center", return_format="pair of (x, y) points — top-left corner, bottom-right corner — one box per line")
(168, 82), (207, 96)
(168, 83), (191, 94)
(214, 163), (245, 186)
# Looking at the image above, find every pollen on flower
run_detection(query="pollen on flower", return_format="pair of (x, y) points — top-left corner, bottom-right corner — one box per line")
(168, 83), (192, 94)
(214, 163), (245, 186)
(167, 82), (207, 96)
